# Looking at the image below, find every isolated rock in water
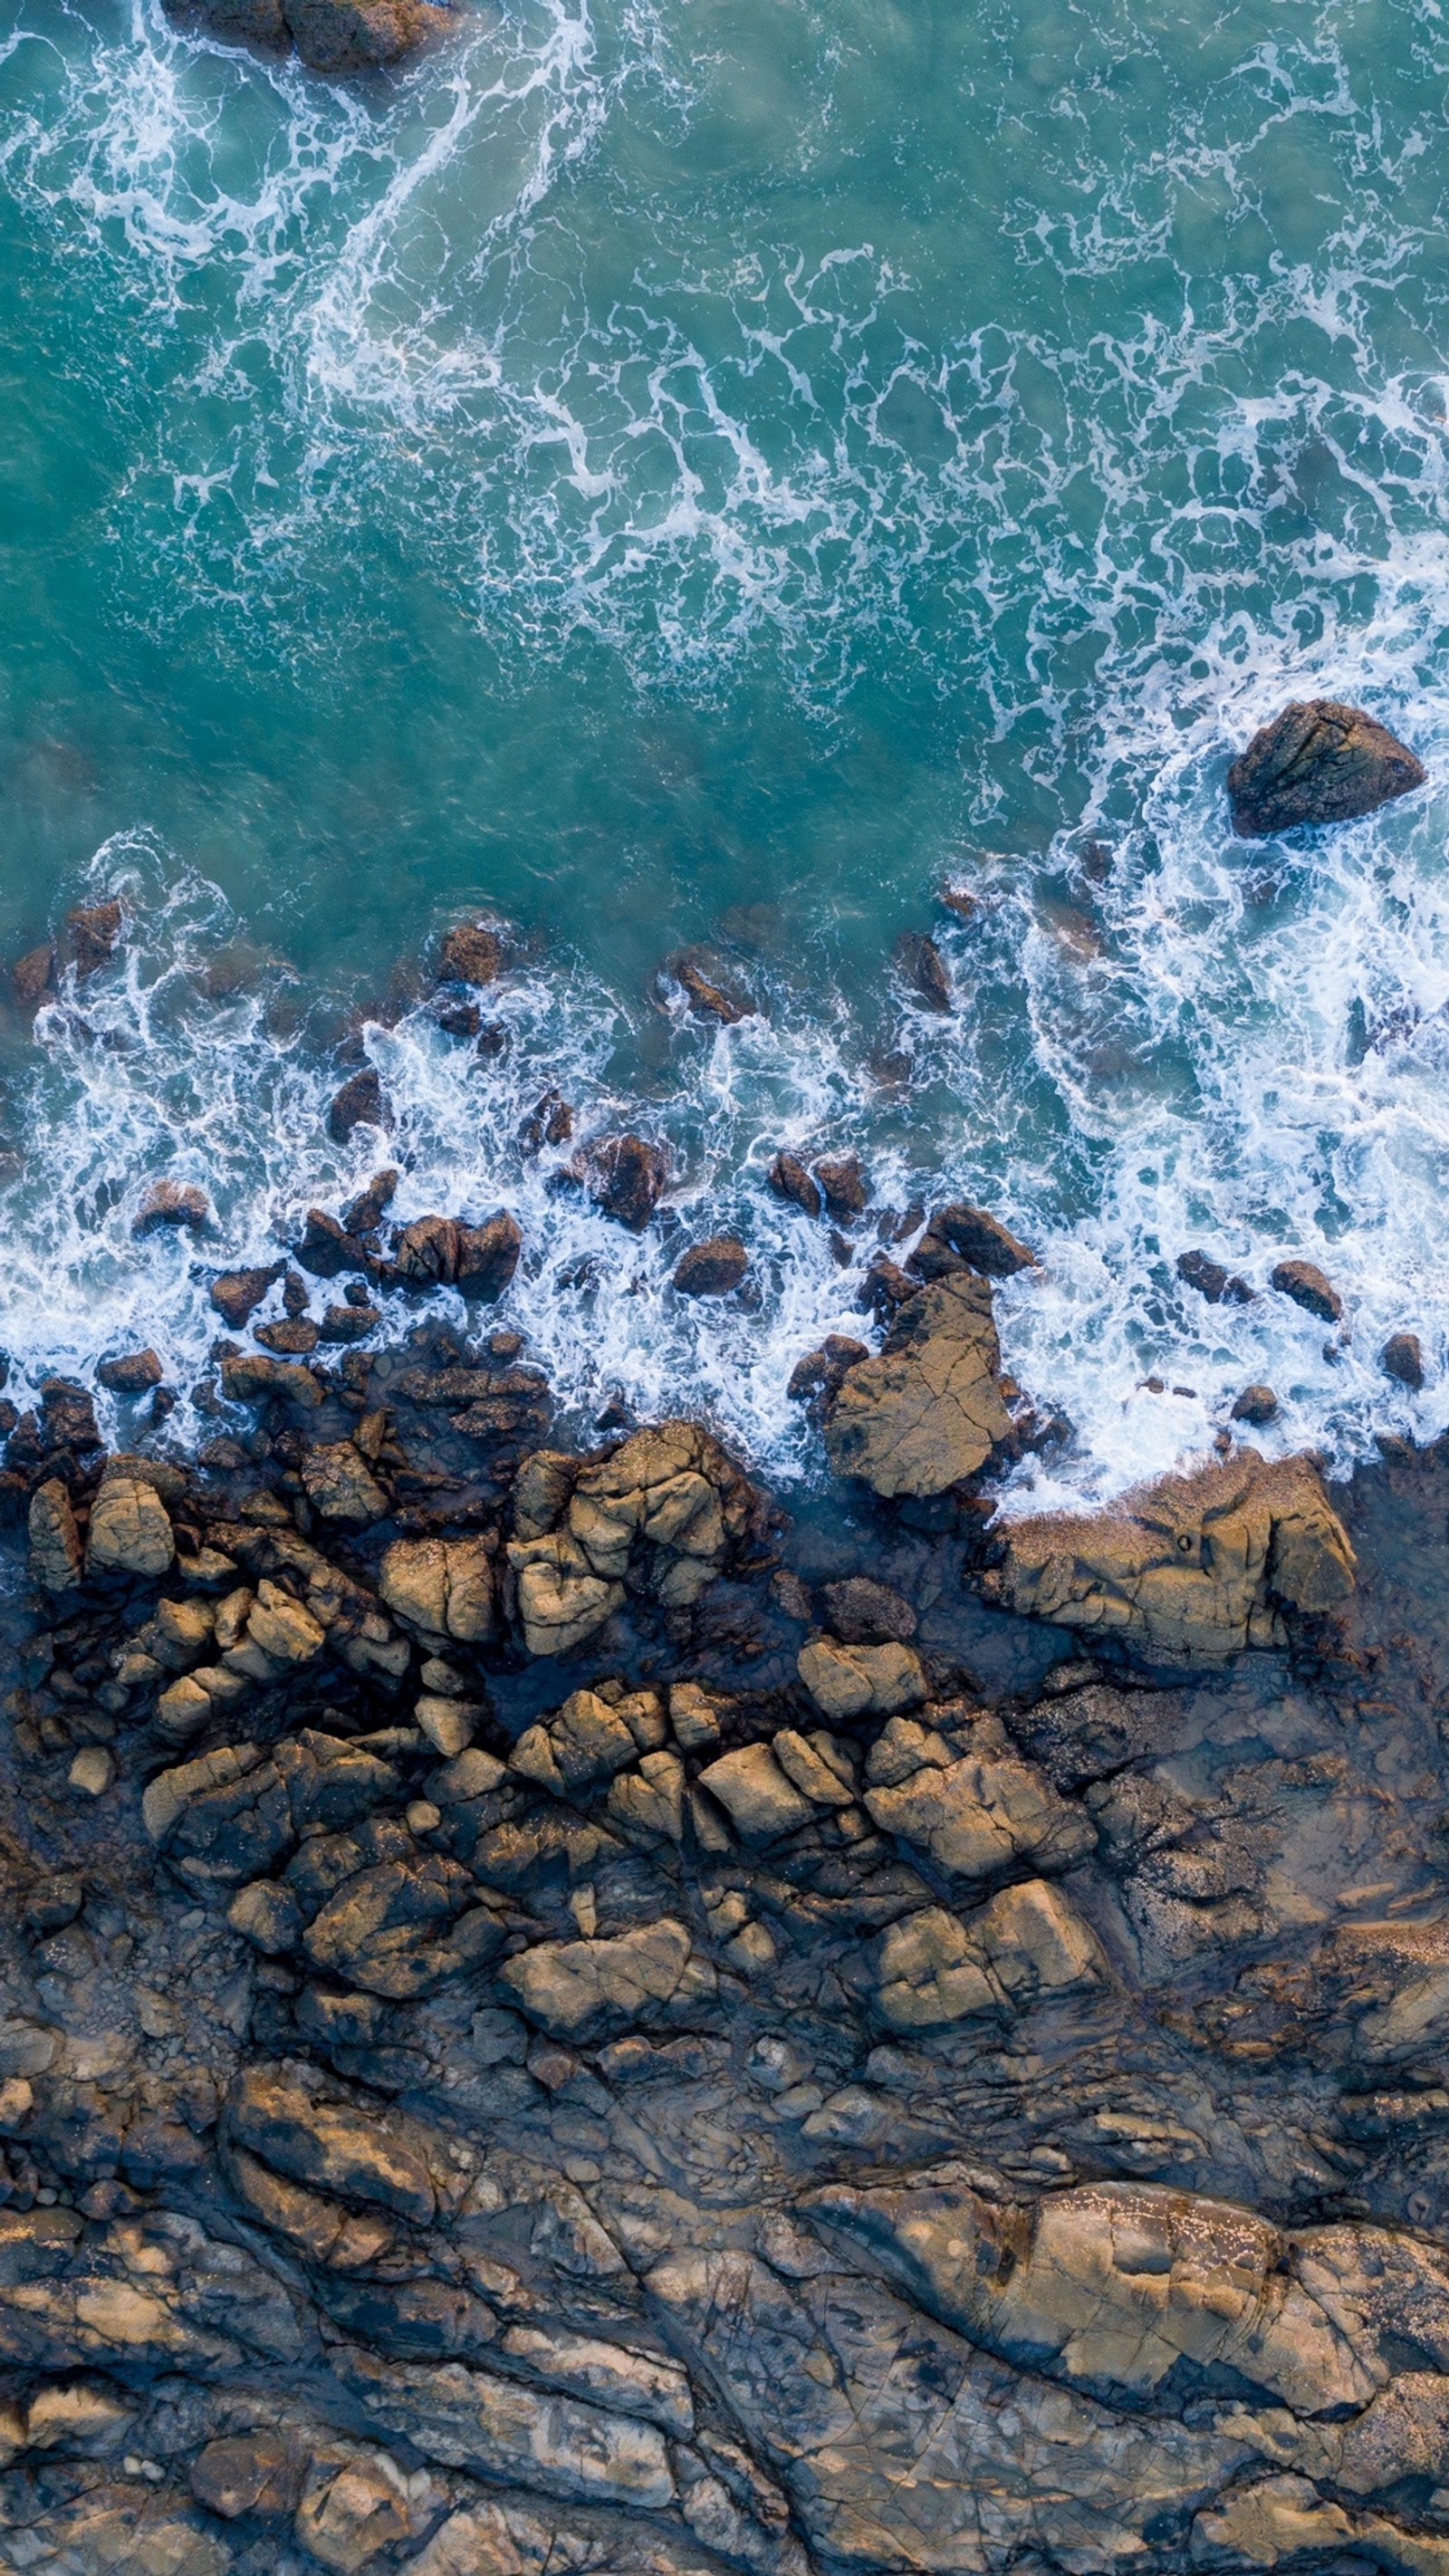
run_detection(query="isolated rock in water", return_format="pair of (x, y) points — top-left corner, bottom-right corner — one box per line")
(96, 1349), (165, 1395)
(824, 1271), (1012, 1497)
(895, 929), (952, 1011)
(327, 1066), (389, 1143)
(134, 1180), (210, 1235)
(27, 1478), (82, 1593)
(1232, 1382), (1279, 1425)
(912, 1200), (1036, 1280)
(673, 1236), (748, 1297)
(1228, 699), (1425, 836)
(1271, 1256), (1343, 1323)
(11, 942), (54, 1008)
(1383, 1330), (1425, 1389)
(297, 1207), (369, 1279)
(173, 0), (456, 69)
(65, 899), (122, 977)
(663, 952), (749, 1025)
(1177, 1248), (1254, 1305)
(981, 1449), (1355, 1658)
(437, 914), (509, 986)
(86, 1471), (176, 1580)
(767, 1151), (821, 1218)
(342, 1168), (399, 1234)
(576, 1134), (668, 1232)
(210, 1262), (285, 1327)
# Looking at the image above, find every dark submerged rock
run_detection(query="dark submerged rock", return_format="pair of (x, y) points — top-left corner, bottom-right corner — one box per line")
(167, 0), (454, 71)
(894, 929), (953, 1011)
(11, 943), (54, 1009)
(1228, 698), (1425, 836)
(65, 899), (123, 978)
(1177, 1248), (1255, 1305)
(327, 1067), (389, 1144)
(814, 1155), (869, 1219)
(133, 1180), (210, 1235)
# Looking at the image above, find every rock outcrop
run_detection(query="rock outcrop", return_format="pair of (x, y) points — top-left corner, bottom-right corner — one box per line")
(167, 0), (456, 72)
(824, 1271), (1012, 1495)
(981, 1449), (1356, 1657)
(1228, 698), (1425, 835)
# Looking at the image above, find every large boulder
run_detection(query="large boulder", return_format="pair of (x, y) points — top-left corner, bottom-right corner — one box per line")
(863, 1712), (1095, 1885)
(506, 1418), (760, 1653)
(379, 1535), (494, 1644)
(573, 1135), (668, 1232)
(979, 1450), (1356, 1659)
(1227, 699), (1425, 836)
(86, 1472), (176, 1580)
(168, 0), (455, 70)
(823, 1272), (1012, 1497)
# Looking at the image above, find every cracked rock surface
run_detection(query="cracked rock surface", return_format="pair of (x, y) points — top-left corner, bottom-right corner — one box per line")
(7, 1328), (1449, 2576)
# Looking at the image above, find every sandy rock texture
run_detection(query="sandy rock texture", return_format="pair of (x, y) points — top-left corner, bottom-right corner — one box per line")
(5, 1319), (1449, 2576)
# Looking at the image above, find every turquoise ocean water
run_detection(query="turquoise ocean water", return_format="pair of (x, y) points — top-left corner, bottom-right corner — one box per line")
(3, 0), (1449, 1504)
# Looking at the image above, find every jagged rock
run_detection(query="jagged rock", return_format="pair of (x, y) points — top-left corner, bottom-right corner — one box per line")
(87, 1471), (176, 1579)
(574, 1134), (668, 1232)
(438, 915), (509, 985)
(500, 1918), (714, 2042)
(824, 1271), (1012, 1496)
(66, 899), (123, 977)
(786, 1335), (868, 1402)
(28, 1478), (82, 1592)
(301, 1440), (389, 1523)
(519, 1089), (573, 1155)
(894, 929), (952, 1010)
(210, 1263), (286, 1328)
(297, 1208), (369, 1279)
(814, 1155), (868, 1217)
(673, 1236), (748, 1297)
(696, 1744), (814, 1844)
(1383, 1330), (1425, 1389)
(1271, 1256), (1342, 1322)
(226, 2064), (437, 2222)
(191, 2431), (303, 2520)
(508, 1418), (755, 1651)
(1232, 1382), (1279, 1425)
(768, 1151), (822, 1218)
(12, 942), (54, 1008)
(256, 1316), (319, 1356)
(864, 1712), (1095, 1883)
(797, 1637), (927, 1721)
(1228, 699), (1425, 835)
(327, 1066), (389, 1142)
(96, 1348), (165, 1394)
(1177, 1248), (1254, 1304)
(394, 1211), (522, 1299)
(221, 1352), (324, 1408)
(340, 2344), (677, 2510)
(911, 1199), (1036, 1279)
(379, 1534), (494, 1642)
(512, 1687), (665, 1796)
(662, 953), (749, 1024)
(874, 1880), (1106, 2030)
(979, 1449), (1356, 1658)
(134, 1179), (211, 1235)
(343, 1168), (398, 1233)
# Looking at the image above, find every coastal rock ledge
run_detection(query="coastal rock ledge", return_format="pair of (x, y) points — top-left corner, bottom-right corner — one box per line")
(166, 0), (455, 72)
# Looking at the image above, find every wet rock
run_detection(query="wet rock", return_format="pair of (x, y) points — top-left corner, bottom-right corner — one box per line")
(96, 1348), (165, 1394)
(786, 1335), (869, 1402)
(394, 1212), (522, 1299)
(910, 1200), (1036, 1280)
(894, 929), (952, 1011)
(211, 1263), (286, 1328)
(768, 1152), (822, 1219)
(12, 942), (54, 1008)
(857, 1254), (920, 1322)
(42, 1378), (101, 1451)
(301, 1439), (389, 1523)
(814, 1154), (868, 1218)
(298, 1208), (369, 1279)
(981, 1449), (1356, 1657)
(221, 1353), (324, 1408)
(87, 1470), (176, 1580)
(65, 899), (123, 978)
(1232, 1382), (1279, 1425)
(662, 953), (750, 1024)
(820, 1574), (917, 1643)
(327, 1066), (389, 1143)
(519, 1090), (573, 1155)
(1228, 699), (1425, 836)
(1383, 1330), (1425, 1389)
(342, 1168), (398, 1234)
(573, 1134), (668, 1232)
(824, 1271), (1012, 1497)
(1271, 1256), (1343, 1322)
(319, 1301), (382, 1342)
(1177, 1248), (1254, 1305)
(255, 1317), (320, 1356)
(673, 1236), (748, 1297)
(134, 1179), (211, 1235)
(28, 1479), (82, 1592)
(438, 915), (510, 985)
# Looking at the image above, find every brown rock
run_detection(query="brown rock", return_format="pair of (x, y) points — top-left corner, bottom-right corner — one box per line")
(786, 1335), (868, 1401)
(1177, 1249), (1254, 1305)
(980, 1450), (1356, 1658)
(912, 1201), (1036, 1280)
(1271, 1258), (1343, 1323)
(65, 899), (123, 978)
(210, 1264), (286, 1328)
(1382, 1331), (1425, 1390)
(815, 1155), (868, 1217)
(824, 1271), (1012, 1497)
(1231, 1384), (1279, 1426)
(298, 1208), (369, 1278)
(519, 1091), (573, 1155)
(1228, 699), (1425, 836)
(820, 1574), (918, 1643)
(327, 1066), (389, 1143)
(319, 1302), (382, 1342)
(577, 1134), (668, 1232)
(133, 1180), (210, 1235)
(254, 1318), (320, 1356)
(11, 944), (53, 1009)
(342, 1169), (398, 1234)
(191, 2432), (302, 2521)
(394, 1215), (461, 1284)
(379, 1533), (495, 1642)
(895, 929), (952, 1011)
(96, 1349), (165, 1395)
(857, 1255), (920, 1321)
(41, 1379), (100, 1451)
(220, 1353), (325, 1409)
(456, 1212), (523, 1301)
(301, 1439), (389, 1523)
(283, 0), (455, 70)
(438, 915), (508, 986)
(663, 953), (749, 1024)
(87, 1472), (176, 1580)
(767, 1152), (821, 1219)
(28, 1479), (82, 1593)
(673, 1236), (748, 1297)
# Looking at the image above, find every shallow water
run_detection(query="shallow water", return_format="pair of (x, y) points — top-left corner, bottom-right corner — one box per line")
(3, 0), (1449, 1499)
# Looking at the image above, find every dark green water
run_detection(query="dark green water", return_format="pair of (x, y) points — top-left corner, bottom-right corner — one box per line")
(2, 0), (1448, 1495)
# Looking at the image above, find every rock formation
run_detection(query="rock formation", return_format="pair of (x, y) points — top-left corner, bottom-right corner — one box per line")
(1228, 698), (1425, 835)
(823, 1271), (1012, 1496)
(165, 0), (456, 73)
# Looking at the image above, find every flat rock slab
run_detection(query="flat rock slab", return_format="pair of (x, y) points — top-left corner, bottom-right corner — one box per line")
(824, 1272), (1011, 1496)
